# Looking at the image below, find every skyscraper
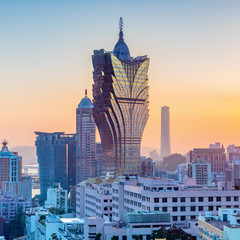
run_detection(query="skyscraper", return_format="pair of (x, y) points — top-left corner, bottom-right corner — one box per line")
(76, 91), (96, 183)
(35, 132), (76, 200)
(0, 140), (22, 194)
(161, 106), (171, 158)
(0, 140), (32, 200)
(92, 18), (150, 177)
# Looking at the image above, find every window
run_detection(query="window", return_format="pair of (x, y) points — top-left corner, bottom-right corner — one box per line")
(172, 207), (178, 212)
(191, 206), (196, 211)
(234, 196), (239, 201)
(104, 207), (108, 211)
(181, 216), (186, 221)
(154, 198), (159, 203)
(154, 207), (159, 211)
(190, 197), (195, 202)
(180, 197), (185, 202)
(162, 207), (167, 212)
(208, 197), (213, 202)
(216, 206), (221, 210)
(208, 206), (213, 211)
(216, 197), (221, 202)
(191, 216), (196, 220)
(104, 199), (108, 202)
(198, 197), (204, 202)
(226, 196), (231, 201)
(199, 206), (204, 211)
(180, 206), (185, 212)
(172, 198), (178, 203)
(162, 198), (168, 203)
(172, 216), (178, 221)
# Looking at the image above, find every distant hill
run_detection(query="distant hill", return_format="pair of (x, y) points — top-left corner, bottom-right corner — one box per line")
(10, 146), (37, 165)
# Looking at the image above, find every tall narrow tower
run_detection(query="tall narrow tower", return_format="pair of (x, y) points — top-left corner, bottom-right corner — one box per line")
(92, 18), (150, 177)
(161, 106), (171, 158)
(76, 90), (96, 183)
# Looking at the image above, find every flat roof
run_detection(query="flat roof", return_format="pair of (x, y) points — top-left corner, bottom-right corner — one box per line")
(60, 218), (84, 224)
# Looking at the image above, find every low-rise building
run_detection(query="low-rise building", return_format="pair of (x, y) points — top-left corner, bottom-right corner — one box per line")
(44, 183), (67, 212)
(76, 181), (112, 220)
(84, 211), (171, 240)
(0, 192), (31, 222)
(198, 208), (240, 240)
(112, 177), (240, 224)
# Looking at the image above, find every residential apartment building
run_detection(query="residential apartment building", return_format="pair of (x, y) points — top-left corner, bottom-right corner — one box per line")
(44, 183), (67, 212)
(76, 182), (112, 220)
(187, 158), (211, 185)
(0, 192), (31, 222)
(187, 145), (226, 173)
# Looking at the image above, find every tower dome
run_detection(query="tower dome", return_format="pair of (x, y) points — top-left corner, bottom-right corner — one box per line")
(113, 17), (131, 60)
(78, 90), (94, 109)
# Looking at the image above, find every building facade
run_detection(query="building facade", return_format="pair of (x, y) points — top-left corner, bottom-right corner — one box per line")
(92, 18), (150, 177)
(76, 91), (96, 183)
(76, 182), (112, 220)
(111, 177), (240, 224)
(161, 106), (171, 158)
(44, 183), (67, 212)
(35, 132), (76, 200)
(0, 141), (22, 195)
(187, 146), (226, 173)
(187, 158), (211, 186)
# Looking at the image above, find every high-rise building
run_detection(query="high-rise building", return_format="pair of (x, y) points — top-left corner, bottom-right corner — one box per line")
(35, 132), (76, 200)
(0, 141), (22, 195)
(96, 142), (103, 178)
(187, 158), (211, 186)
(187, 146), (226, 174)
(92, 18), (150, 177)
(161, 106), (171, 158)
(76, 91), (96, 183)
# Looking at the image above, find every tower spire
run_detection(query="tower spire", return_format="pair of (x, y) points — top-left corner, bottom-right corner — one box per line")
(119, 17), (124, 42)
(85, 89), (87, 96)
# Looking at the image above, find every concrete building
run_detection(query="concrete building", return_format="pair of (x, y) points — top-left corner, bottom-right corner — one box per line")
(177, 163), (186, 183)
(227, 145), (240, 162)
(76, 181), (112, 220)
(198, 208), (240, 240)
(76, 90), (96, 183)
(140, 157), (155, 178)
(19, 176), (32, 200)
(0, 192), (31, 222)
(111, 177), (240, 224)
(161, 106), (171, 159)
(44, 183), (67, 212)
(187, 158), (211, 186)
(187, 145), (226, 173)
(83, 211), (171, 240)
(26, 207), (84, 240)
(0, 141), (22, 195)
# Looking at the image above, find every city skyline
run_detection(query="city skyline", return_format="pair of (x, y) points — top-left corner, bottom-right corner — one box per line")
(1, 1), (240, 154)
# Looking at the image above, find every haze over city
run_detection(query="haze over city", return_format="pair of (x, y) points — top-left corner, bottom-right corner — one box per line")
(1, 0), (240, 154)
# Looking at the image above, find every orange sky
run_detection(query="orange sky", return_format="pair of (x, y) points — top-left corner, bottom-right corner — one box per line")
(1, 1), (240, 156)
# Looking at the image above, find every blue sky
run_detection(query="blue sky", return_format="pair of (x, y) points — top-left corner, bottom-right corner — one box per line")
(1, 0), (240, 154)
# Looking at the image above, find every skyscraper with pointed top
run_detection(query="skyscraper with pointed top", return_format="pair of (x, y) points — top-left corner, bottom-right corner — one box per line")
(92, 18), (150, 177)
(76, 90), (96, 183)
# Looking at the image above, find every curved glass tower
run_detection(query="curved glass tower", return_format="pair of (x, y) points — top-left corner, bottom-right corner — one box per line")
(92, 18), (150, 177)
